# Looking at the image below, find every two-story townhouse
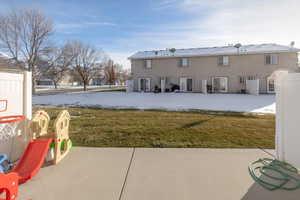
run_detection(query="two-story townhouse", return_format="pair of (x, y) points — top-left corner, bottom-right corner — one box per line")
(129, 44), (299, 93)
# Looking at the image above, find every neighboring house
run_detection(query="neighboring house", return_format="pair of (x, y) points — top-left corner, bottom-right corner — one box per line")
(0, 52), (9, 68)
(129, 44), (300, 93)
(37, 71), (78, 86)
(37, 66), (106, 87)
(36, 78), (53, 86)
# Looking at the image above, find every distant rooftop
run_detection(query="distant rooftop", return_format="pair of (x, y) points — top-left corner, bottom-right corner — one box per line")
(129, 43), (300, 60)
(0, 52), (10, 59)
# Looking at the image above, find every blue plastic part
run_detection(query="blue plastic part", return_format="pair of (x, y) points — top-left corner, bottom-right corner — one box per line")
(0, 154), (8, 173)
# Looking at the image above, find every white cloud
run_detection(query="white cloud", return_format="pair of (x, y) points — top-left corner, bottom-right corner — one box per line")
(110, 0), (300, 69)
(85, 22), (117, 26)
(56, 21), (116, 31)
(108, 51), (131, 69)
(153, 0), (180, 10)
(178, 0), (300, 46)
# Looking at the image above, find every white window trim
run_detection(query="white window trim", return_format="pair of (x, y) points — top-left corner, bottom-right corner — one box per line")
(145, 60), (152, 69)
(265, 55), (279, 65)
(181, 58), (188, 67)
(271, 55), (278, 65)
(223, 56), (229, 66)
(218, 56), (229, 66)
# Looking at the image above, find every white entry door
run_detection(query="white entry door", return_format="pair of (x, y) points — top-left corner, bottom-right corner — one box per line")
(180, 78), (187, 92)
(138, 78), (151, 92)
(180, 78), (192, 92)
(212, 77), (228, 93)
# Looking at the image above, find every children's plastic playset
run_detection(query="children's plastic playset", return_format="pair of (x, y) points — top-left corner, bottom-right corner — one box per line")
(0, 70), (72, 200)
(0, 110), (72, 200)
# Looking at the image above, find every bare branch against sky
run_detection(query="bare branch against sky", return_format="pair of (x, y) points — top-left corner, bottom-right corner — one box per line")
(0, 8), (53, 93)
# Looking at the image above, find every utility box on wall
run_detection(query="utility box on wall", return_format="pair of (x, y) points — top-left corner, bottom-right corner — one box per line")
(246, 79), (260, 95)
(276, 73), (300, 168)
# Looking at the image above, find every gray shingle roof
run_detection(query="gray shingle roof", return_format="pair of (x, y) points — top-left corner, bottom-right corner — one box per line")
(129, 44), (299, 59)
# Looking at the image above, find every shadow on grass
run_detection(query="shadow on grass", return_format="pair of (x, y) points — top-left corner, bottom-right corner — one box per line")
(34, 106), (266, 119)
(180, 118), (215, 128)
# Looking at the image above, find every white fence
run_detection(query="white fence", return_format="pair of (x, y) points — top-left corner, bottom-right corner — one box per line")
(0, 70), (32, 161)
(276, 73), (300, 168)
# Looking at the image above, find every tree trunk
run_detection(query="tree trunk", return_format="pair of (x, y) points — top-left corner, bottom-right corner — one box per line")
(30, 64), (36, 95)
(32, 76), (36, 95)
(54, 81), (58, 89)
(83, 81), (87, 91)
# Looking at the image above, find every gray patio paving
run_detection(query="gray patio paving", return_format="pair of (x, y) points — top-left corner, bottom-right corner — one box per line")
(19, 147), (133, 200)
(18, 147), (300, 200)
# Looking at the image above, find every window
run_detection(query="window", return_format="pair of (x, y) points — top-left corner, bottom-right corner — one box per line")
(187, 78), (193, 91)
(248, 75), (257, 80)
(218, 56), (229, 66)
(239, 76), (246, 84)
(212, 77), (228, 93)
(145, 60), (152, 69)
(239, 76), (257, 84)
(180, 58), (189, 67)
(265, 55), (278, 65)
(267, 77), (275, 93)
(139, 78), (151, 92)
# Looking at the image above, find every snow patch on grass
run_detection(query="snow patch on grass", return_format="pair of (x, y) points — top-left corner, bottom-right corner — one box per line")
(33, 92), (276, 114)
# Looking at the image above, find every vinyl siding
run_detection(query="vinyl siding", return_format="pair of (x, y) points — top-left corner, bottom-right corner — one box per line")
(131, 52), (299, 93)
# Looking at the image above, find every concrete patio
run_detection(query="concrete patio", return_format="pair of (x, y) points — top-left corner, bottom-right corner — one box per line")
(19, 147), (300, 200)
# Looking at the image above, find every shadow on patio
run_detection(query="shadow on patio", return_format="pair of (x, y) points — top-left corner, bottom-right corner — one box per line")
(241, 182), (300, 200)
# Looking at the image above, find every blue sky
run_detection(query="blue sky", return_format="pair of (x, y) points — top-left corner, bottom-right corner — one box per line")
(1, 0), (299, 68)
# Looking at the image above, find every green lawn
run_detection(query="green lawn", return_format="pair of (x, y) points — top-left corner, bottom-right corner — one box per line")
(34, 107), (275, 148)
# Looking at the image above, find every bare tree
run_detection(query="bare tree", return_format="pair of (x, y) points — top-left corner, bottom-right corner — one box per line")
(104, 59), (117, 86)
(43, 44), (75, 89)
(104, 61), (130, 86)
(0, 8), (53, 94)
(118, 68), (131, 85)
(68, 40), (104, 91)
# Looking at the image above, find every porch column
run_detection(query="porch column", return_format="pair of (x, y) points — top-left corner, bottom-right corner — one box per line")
(161, 78), (166, 93)
(202, 80), (207, 94)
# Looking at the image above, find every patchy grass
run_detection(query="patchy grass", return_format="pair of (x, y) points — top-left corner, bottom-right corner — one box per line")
(33, 107), (275, 148)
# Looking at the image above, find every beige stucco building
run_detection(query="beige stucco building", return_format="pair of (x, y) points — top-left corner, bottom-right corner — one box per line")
(129, 44), (299, 94)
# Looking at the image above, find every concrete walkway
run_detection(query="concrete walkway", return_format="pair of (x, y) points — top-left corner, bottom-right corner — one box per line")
(19, 147), (300, 200)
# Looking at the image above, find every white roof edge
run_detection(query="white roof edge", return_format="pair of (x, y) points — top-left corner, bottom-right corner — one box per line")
(128, 44), (300, 60)
(128, 49), (299, 60)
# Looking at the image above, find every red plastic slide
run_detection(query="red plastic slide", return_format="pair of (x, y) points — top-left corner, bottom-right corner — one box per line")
(13, 139), (52, 184)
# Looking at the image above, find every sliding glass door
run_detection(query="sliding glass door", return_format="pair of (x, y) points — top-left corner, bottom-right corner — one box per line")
(212, 77), (228, 93)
